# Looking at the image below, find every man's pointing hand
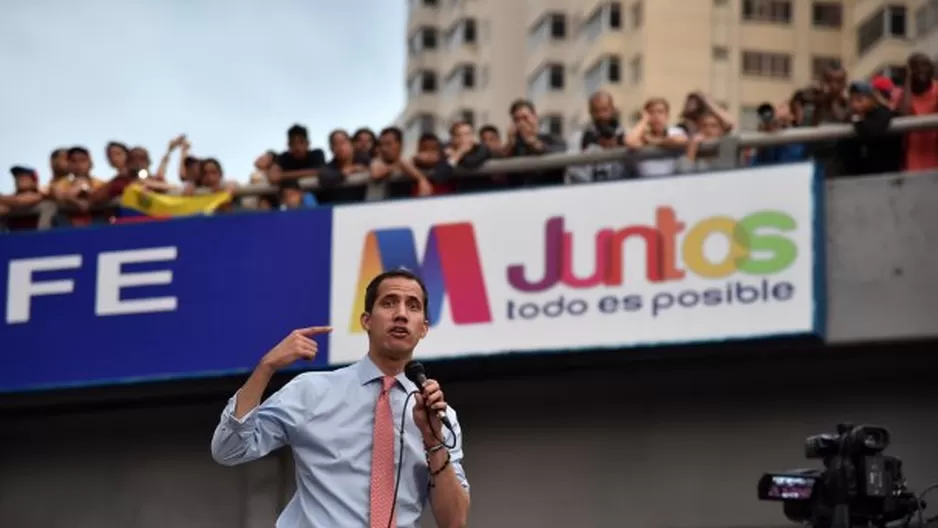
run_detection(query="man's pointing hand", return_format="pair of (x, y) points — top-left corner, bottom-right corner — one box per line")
(260, 326), (333, 371)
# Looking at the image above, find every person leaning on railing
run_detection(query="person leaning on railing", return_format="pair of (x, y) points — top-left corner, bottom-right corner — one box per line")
(430, 121), (495, 195)
(749, 94), (809, 167)
(624, 98), (689, 178)
(408, 132), (453, 197)
(834, 81), (903, 177)
(677, 110), (731, 174)
(502, 99), (567, 188)
(0, 166), (45, 232)
(565, 90), (633, 184)
(366, 127), (435, 201)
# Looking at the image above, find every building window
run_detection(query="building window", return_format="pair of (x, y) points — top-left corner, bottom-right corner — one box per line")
(529, 13), (567, 49)
(741, 51), (792, 78)
(812, 2), (842, 28)
(629, 54), (643, 84)
(857, 5), (907, 56)
(422, 0), (438, 6)
(608, 57), (621, 82)
(584, 55), (622, 95)
(579, 3), (622, 42)
(713, 46), (729, 60)
(609, 2), (622, 29)
(914, 1), (937, 40)
(631, 1), (643, 29)
(581, 7), (604, 42)
(550, 14), (567, 38)
(464, 19), (477, 43)
(408, 27), (438, 55)
(542, 114), (564, 137)
(811, 56), (841, 79)
(446, 18), (477, 50)
(742, 0), (793, 24)
(443, 64), (476, 96)
(549, 65), (564, 89)
(916, 4), (928, 38)
(408, 70), (438, 96)
(527, 63), (565, 98)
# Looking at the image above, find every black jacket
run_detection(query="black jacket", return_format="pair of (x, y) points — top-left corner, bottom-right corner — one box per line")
(431, 144), (496, 194)
(836, 106), (904, 177)
(504, 133), (567, 188)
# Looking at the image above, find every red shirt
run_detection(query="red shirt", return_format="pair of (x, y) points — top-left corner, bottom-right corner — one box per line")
(893, 81), (938, 172)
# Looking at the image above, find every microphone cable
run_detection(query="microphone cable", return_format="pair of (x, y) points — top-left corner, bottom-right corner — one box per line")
(387, 389), (458, 528)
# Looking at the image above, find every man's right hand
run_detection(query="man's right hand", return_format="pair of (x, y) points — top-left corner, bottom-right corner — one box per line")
(259, 326), (332, 371)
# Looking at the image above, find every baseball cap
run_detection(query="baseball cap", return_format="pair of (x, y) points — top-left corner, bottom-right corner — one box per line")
(870, 75), (895, 95)
(848, 81), (875, 96)
(9, 165), (37, 179)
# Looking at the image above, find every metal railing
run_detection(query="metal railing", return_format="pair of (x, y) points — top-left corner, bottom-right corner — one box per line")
(5, 113), (938, 229)
(234, 113), (938, 195)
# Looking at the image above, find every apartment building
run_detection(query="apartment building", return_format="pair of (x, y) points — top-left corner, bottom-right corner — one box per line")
(912, 0), (938, 59)
(400, 0), (928, 142)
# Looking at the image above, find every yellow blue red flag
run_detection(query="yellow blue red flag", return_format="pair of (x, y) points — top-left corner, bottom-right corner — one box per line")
(119, 184), (232, 219)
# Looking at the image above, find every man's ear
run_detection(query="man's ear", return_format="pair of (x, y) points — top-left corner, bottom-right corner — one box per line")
(419, 318), (429, 339)
(360, 312), (371, 332)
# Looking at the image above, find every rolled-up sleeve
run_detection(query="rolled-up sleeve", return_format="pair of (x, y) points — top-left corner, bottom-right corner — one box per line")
(443, 406), (470, 493)
(210, 375), (314, 466)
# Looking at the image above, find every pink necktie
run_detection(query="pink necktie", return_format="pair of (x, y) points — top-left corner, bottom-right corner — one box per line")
(370, 375), (397, 528)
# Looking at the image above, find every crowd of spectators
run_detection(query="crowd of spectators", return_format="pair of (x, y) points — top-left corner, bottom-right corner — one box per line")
(2, 53), (937, 233)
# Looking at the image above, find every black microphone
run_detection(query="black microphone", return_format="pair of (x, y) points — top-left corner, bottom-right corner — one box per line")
(404, 360), (453, 430)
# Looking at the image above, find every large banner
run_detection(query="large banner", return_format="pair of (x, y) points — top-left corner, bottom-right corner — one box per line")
(0, 163), (823, 392)
(0, 210), (333, 392)
(329, 163), (823, 363)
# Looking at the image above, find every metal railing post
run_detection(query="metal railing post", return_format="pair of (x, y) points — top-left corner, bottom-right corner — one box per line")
(713, 135), (742, 170)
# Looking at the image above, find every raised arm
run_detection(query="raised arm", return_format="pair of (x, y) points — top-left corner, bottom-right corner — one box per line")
(211, 326), (332, 466)
(155, 135), (186, 181)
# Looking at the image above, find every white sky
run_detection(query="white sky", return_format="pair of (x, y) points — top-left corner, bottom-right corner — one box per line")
(0, 0), (406, 192)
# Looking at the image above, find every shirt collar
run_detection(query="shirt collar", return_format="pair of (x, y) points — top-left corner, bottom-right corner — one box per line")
(356, 354), (417, 393)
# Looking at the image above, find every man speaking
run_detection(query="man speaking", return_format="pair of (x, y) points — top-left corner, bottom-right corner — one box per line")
(211, 269), (470, 528)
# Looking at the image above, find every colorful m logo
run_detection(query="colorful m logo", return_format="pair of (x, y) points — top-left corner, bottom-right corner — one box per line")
(349, 223), (493, 333)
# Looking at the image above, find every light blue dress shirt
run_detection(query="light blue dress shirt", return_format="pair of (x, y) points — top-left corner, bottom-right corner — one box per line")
(211, 356), (469, 528)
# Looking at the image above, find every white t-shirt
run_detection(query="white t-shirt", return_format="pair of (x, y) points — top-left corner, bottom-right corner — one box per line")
(636, 126), (687, 178)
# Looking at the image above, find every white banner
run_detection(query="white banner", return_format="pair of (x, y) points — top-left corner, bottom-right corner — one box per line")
(328, 163), (821, 364)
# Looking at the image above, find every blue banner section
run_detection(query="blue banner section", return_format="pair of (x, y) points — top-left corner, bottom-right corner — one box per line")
(0, 210), (333, 393)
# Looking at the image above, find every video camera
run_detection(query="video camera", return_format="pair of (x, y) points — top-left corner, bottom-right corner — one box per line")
(758, 423), (936, 528)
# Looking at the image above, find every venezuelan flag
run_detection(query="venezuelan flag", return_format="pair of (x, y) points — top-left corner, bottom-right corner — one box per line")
(119, 184), (232, 221)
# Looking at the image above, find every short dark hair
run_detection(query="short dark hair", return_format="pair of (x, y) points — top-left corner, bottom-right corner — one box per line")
(106, 141), (129, 155)
(67, 146), (90, 158)
(379, 127), (403, 144)
(287, 124), (309, 141)
(328, 128), (349, 147)
(279, 178), (301, 191)
(449, 121), (472, 136)
(200, 157), (223, 174)
(478, 124), (499, 137)
(509, 99), (536, 115)
(644, 97), (670, 112)
(353, 128), (377, 142)
(418, 132), (440, 144)
(50, 148), (66, 160)
(363, 268), (430, 321)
